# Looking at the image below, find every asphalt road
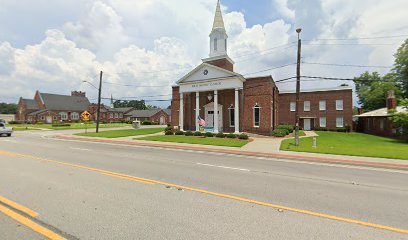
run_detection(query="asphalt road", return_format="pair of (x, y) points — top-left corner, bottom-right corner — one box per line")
(0, 130), (407, 239)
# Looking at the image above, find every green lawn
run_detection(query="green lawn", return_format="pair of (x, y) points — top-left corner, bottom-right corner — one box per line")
(75, 128), (164, 138)
(7, 123), (131, 131)
(280, 131), (408, 160)
(138, 135), (249, 148)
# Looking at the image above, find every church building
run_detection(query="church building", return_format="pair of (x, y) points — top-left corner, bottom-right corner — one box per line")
(171, 0), (352, 135)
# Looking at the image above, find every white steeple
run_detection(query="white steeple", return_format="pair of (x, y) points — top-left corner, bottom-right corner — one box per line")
(209, 0), (228, 58)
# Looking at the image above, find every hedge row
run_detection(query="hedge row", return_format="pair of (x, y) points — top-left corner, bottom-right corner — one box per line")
(164, 129), (249, 140)
(314, 126), (351, 132)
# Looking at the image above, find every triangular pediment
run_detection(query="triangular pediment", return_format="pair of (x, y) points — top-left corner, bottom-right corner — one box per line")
(177, 63), (244, 84)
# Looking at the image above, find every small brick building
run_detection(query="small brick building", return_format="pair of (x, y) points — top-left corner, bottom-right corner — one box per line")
(171, 0), (353, 135)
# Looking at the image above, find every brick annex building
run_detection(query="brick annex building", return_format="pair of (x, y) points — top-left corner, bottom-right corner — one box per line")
(171, 0), (352, 135)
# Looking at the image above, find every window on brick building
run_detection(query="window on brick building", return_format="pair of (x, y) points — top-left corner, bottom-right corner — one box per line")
(336, 100), (343, 111)
(109, 113), (113, 119)
(59, 112), (68, 120)
(319, 100), (326, 111)
(114, 113), (118, 118)
(71, 112), (79, 120)
(119, 113), (123, 118)
(228, 105), (235, 127)
(336, 117), (344, 128)
(290, 102), (296, 112)
(320, 117), (326, 127)
(253, 104), (261, 127)
(304, 101), (310, 112)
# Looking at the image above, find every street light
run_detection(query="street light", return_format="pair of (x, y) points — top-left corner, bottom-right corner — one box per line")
(82, 71), (103, 133)
(295, 28), (302, 146)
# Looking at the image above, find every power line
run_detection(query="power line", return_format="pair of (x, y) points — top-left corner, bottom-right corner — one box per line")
(303, 43), (398, 46)
(242, 63), (297, 76)
(302, 62), (393, 68)
(232, 42), (296, 60)
(304, 34), (408, 41)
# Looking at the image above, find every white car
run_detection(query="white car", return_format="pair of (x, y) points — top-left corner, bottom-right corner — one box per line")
(0, 123), (13, 137)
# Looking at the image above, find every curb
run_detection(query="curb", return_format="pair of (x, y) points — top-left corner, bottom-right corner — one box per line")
(54, 135), (408, 171)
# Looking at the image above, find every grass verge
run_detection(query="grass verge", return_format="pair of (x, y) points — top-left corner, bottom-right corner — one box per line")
(75, 128), (164, 138)
(280, 131), (408, 160)
(137, 135), (249, 148)
(8, 123), (131, 131)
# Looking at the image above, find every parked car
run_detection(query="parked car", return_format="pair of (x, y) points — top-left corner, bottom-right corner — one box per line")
(0, 122), (13, 137)
(0, 119), (5, 124)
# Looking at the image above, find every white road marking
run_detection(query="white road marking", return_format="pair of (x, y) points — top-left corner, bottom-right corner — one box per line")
(196, 162), (250, 172)
(49, 136), (408, 174)
(1, 139), (17, 143)
(69, 147), (91, 151)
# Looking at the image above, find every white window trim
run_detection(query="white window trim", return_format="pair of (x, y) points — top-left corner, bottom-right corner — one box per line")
(290, 102), (296, 112)
(336, 117), (344, 128)
(304, 101), (311, 112)
(319, 117), (327, 127)
(319, 100), (326, 111)
(59, 112), (68, 121)
(228, 106), (235, 127)
(336, 100), (344, 111)
(71, 112), (79, 120)
(253, 104), (261, 128)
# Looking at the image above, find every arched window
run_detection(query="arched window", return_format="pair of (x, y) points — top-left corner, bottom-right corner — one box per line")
(59, 112), (68, 121)
(214, 38), (218, 51)
(253, 104), (261, 127)
(71, 112), (79, 120)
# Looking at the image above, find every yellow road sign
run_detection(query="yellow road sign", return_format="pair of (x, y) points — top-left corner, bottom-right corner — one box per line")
(81, 111), (91, 121)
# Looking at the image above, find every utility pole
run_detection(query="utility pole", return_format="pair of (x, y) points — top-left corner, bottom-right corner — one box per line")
(295, 28), (302, 146)
(96, 71), (103, 133)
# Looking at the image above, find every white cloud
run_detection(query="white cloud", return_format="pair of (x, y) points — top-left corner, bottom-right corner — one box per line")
(1, 0), (408, 106)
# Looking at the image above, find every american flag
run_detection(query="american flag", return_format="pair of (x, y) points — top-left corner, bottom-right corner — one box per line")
(198, 116), (206, 126)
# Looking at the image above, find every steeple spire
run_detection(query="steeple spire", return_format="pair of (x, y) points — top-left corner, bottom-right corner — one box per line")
(212, 0), (225, 31)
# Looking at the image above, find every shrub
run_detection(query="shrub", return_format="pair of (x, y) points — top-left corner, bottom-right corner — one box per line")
(52, 123), (71, 127)
(194, 131), (203, 136)
(204, 132), (214, 137)
(164, 126), (173, 132)
(226, 133), (237, 139)
(238, 133), (249, 140)
(336, 128), (347, 132)
(142, 120), (152, 125)
(345, 125), (352, 133)
(314, 127), (328, 131)
(36, 121), (45, 125)
(165, 130), (174, 135)
(175, 130), (184, 135)
(8, 121), (20, 124)
(276, 125), (294, 134)
(216, 132), (226, 138)
(167, 123), (171, 127)
(185, 131), (194, 136)
(272, 129), (287, 137)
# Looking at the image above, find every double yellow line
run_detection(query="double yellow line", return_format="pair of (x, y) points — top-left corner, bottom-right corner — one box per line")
(0, 195), (64, 240)
(1, 150), (408, 235)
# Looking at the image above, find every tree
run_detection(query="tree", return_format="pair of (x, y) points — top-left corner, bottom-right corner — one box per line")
(0, 103), (17, 114)
(354, 72), (401, 111)
(391, 98), (408, 136)
(394, 39), (408, 98)
(113, 100), (147, 110)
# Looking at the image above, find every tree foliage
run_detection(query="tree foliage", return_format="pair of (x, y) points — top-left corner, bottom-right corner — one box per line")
(113, 100), (147, 109)
(354, 72), (401, 111)
(394, 38), (408, 98)
(0, 103), (17, 114)
(391, 98), (408, 136)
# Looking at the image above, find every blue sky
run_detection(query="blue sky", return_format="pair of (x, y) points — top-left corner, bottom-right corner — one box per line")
(1, 0), (408, 107)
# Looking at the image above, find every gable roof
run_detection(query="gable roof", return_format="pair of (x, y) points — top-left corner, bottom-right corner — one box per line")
(22, 99), (39, 110)
(126, 109), (170, 118)
(40, 93), (90, 111)
(355, 106), (408, 118)
(177, 63), (245, 84)
(163, 109), (171, 115)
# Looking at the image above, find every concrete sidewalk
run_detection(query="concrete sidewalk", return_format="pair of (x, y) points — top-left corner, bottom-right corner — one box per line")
(53, 133), (408, 171)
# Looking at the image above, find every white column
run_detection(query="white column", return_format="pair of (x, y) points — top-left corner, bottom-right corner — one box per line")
(234, 88), (240, 134)
(179, 93), (184, 131)
(195, 92), (200, 132)
(214, 90), (219, 133)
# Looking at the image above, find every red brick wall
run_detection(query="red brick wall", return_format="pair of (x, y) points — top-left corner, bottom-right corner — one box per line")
(150, 110), (170, 124)
(34, 91), (46, 110)
(242, 77), (276, 135)
(171, 87), (180, 128)
(205, 58), (234, 72)
(15, 98), (26, 122)
(278, 89), (353, 129)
